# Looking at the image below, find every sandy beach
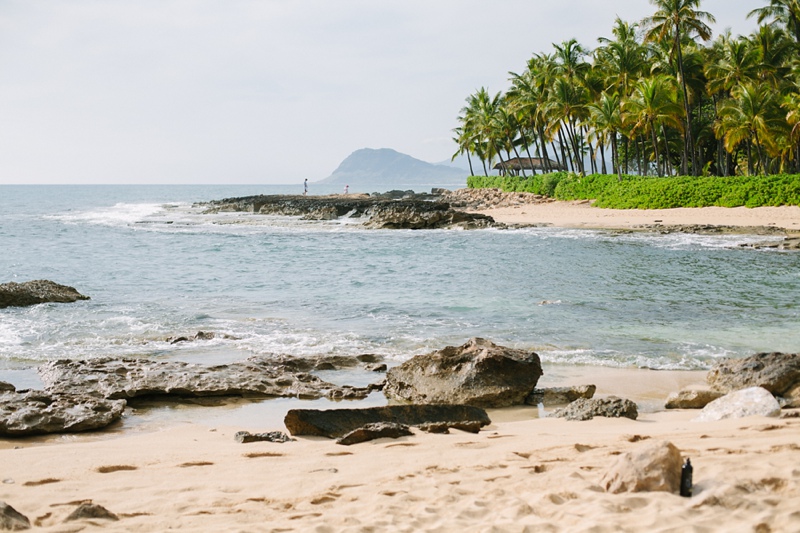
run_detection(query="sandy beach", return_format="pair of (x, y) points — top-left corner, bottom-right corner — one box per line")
(475, 201), (800, 232)
(1, 365), (799, 532)
(3, 202), (800, 532)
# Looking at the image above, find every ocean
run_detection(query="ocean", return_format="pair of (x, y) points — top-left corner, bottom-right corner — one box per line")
(2, 184), (799, 430)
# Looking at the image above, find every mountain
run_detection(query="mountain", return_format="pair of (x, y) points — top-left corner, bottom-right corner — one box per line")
(318, 148), (467, 190)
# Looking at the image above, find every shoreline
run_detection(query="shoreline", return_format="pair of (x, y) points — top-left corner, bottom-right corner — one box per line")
(473, 200), (800, 233)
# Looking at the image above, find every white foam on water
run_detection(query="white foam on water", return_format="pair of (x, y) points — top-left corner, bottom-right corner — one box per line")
(47, 202), (170, 227)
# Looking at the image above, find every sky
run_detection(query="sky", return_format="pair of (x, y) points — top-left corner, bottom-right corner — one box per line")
(0, 0), (765, 185)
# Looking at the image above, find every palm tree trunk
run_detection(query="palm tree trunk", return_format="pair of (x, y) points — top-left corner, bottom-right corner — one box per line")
(466, 151), (474, 176)
(599, 138), (607, 175)
(675, 28), (698, 175)
(661, 125), (672, 177)
(651, 125), (662, 177)
(612, 132), (620, 179)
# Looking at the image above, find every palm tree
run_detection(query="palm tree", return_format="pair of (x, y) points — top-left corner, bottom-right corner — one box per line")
(624, 76), (683, 176)
(715, 82), (784, 173)
(643, 0), (716, 175)
(748, 0), (800, 46)
(588, 92), (623, 177)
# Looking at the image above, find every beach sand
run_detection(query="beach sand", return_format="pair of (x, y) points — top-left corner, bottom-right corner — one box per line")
(3, 203), (800, 531)
(1, 364), (798, 532)
(475, 201), (800, 232)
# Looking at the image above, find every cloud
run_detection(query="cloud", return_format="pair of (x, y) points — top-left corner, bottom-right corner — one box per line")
(0, 0), (762, 184)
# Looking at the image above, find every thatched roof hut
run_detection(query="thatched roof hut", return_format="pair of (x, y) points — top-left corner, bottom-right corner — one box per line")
(492, 157), (565, 175)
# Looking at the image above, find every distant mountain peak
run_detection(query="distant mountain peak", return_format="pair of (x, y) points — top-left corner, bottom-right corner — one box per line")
(319, 148), (466, 188)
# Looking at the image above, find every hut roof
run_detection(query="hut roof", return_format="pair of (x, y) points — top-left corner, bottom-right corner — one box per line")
(492, 157), (565, 171)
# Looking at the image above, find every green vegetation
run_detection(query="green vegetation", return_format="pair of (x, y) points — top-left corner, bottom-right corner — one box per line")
(454, 0), (800, 179)
(467, 173), (800, 209)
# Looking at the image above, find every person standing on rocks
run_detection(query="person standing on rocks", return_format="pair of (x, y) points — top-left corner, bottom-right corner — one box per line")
(344, 184), (349, 195)
(303, 179), (308, 196)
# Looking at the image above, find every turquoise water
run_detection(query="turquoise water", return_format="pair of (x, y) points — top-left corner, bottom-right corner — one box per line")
(1, 184), (799, 395)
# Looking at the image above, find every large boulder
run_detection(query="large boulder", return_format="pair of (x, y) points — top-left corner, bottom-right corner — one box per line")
(601, 441), (683, 494)
(706, 352), (800, 398)
(284, 404), (491, 438)
(0, 390), (125, 437)
(383, 338), (542, 408)
(552, 397), (638, 421)
(39, 356), (380, 402)
(0, 280), (89, 309)
(692, 387), (781, 422)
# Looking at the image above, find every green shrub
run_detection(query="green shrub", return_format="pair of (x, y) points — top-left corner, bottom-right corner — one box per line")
(468, 173), (800, 208)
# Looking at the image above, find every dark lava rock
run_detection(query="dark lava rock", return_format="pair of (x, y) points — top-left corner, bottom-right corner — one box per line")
(0, 390), (125, 437)
(65, 503), (119, 522)
(706, 352), (800, 397)
(284, 404), (490, 438)
(38, 356), (380, 402)
(664, 389), (724, 409)
(0, 280), (89, 309)
(383, 338), (543, 408)
(198, 194), (497, 230)
(525, 385), (596, 406)
(0, 501), (30, 530)
(335, 422), (413, 445)
(552, 397), (639, 421)
(234, 430), (295, 443)
(0, 382), (14, 393)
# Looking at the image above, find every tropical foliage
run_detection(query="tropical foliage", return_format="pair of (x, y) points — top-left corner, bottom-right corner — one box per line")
(466, 173), (800, 208)
(453, 0), (800, 177)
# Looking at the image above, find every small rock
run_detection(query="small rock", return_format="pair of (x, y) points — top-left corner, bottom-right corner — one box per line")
(234, 431), (295, 444)
(552, 397), (638, 421)
(335, 422), (413, 446)
(0, 501), (30, 530)
(0, 382), (14, 393)
(601, 440), (683, 493)
(665, 389), (724, 409)
(0, 280), (90, 309)
(65, 503), (118, 522)
(693, 387), (781, 422)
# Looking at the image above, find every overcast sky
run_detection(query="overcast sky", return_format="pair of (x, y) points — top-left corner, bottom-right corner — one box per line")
(0, 0), (764, 185)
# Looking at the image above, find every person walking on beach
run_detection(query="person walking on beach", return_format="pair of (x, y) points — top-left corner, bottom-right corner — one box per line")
(303, 179), (308, 196)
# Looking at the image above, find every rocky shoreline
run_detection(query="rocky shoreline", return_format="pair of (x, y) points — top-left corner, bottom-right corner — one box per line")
(1, 336), (797, 440)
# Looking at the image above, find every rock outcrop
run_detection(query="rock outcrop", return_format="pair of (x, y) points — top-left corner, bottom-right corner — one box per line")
(706, 352), (800, 401)
(199, 194), (497, 230)
(552, 397), (638, 421)
(601, 441), (683, 494)
(0, 390), (125, 437)
(383, 338), (543, 408)
(39, 355), (381, 402)
(284, 404), (490, 438)
(0, 280), (89, 309)
(693, 387), (782, 422)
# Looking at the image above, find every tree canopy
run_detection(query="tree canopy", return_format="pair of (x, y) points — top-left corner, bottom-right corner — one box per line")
(454, 0), (800, 177)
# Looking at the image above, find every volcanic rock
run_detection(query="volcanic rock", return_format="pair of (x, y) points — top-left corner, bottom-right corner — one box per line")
(335, 422), (413, 446)
(65, 503), (118, 522)
(552, 397), (638, 421)
(383, 338), (543, 408)
(38, 356), (380, 402)
(693, 387), (782, 422)
(601, 441), (683, 494)
(284, 404), (490, 438)
(0, 501), (30, 530)
(0, 280), (89, 309)
(525, 385), (596, 406)
(0, 390), (125, 437)
(706, 352), (800, 398)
